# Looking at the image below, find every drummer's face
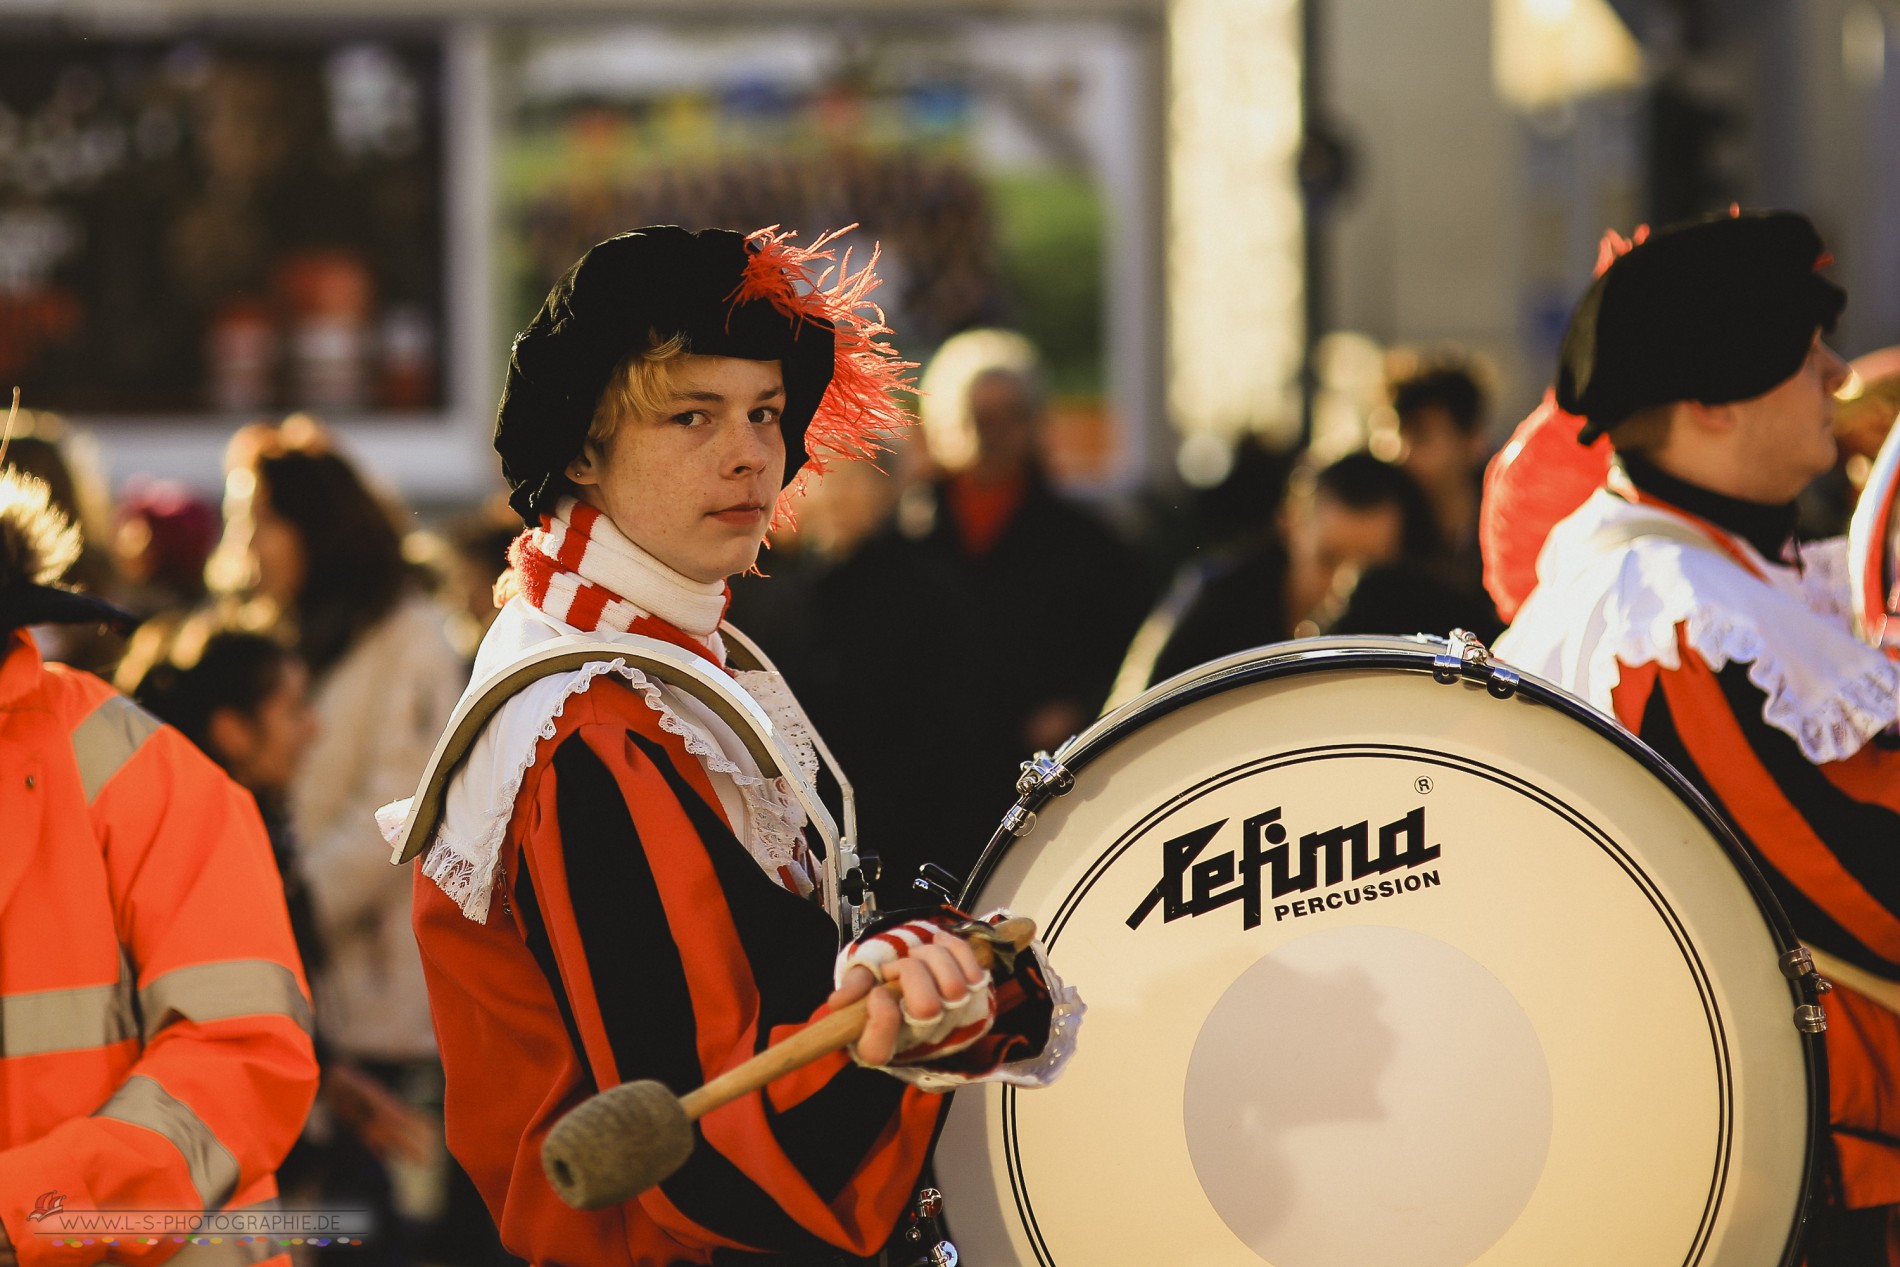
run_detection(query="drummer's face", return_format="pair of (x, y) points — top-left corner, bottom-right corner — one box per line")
(567, 355), (786, 583)
(1723, 333), (1850, 502)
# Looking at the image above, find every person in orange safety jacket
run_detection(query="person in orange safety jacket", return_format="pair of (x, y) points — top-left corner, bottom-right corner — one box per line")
(0, 465), (319, 1267)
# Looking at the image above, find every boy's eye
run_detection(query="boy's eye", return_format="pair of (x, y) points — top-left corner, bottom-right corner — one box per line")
(750, 406), (782, 426)
(671, 410), (709, 427)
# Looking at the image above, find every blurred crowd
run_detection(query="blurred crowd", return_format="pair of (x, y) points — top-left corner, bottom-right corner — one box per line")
(0, 327), (1671, 1266)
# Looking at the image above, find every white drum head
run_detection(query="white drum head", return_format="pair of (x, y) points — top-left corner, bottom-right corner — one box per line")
(937, 640), (1817, 1267)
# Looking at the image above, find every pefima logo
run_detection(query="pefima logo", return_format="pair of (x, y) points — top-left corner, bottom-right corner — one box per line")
(26, 1192), (66, 1223)
(1126, 805), (1442, 931)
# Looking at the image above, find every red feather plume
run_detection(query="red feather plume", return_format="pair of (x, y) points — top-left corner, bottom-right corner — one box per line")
(1480, 389), (1613, 622)
(729, 225), (918, 525)
(1480, 227), (1639, 621)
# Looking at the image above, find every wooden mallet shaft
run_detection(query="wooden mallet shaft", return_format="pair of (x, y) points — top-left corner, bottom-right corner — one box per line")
(542, 916), (1036, 1210)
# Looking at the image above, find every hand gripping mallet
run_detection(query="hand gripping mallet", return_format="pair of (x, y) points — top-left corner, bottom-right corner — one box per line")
(541, 916), (1037, 1210)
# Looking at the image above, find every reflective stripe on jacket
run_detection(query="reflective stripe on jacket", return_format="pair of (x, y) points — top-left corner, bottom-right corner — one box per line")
(0, 632), (319, 1267)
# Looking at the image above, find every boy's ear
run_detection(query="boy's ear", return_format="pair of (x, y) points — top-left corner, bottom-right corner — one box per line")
(1680, 400), (1736, 436)
(566, 442), (602, 487)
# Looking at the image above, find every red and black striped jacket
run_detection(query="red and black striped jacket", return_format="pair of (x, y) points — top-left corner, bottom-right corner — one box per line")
(1614, 633), (1900, 1222)
(413, 658), (944, 1266)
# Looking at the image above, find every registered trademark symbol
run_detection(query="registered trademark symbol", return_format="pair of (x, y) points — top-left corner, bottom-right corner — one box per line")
(1415, 776), (1434, 794)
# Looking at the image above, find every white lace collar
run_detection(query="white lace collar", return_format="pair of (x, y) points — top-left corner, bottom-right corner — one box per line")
(1496, 490), (1900, 764)
(378, 599), (822, 922)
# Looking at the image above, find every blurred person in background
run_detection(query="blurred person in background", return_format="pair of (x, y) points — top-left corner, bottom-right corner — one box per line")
(118, 619), (323, 975)
(397, 495), (524, 671)
(1107, 436), (1293, 707)
(438, 497), (524, 665)
(0, 412), (130, 676)
(214, 415), (465, 1253)
(121, 616), (438, 1267)
(0, 465), (318, 1266)
(902, 329), (1151, 834)
(1280, 452), (1438, 639)
(111, 478), (220, 621)
(1389, 356), (1492, 591)
(1138, 450), (1498, 692)
(1312, 454), (1504, 642)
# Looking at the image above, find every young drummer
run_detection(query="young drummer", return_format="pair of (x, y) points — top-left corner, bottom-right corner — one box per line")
(1495, 211), (1900, 1263)
(386, 226), (1077, 1266)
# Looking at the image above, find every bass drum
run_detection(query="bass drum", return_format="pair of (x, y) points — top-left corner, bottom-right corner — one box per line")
(936, 636), (1825, 1267)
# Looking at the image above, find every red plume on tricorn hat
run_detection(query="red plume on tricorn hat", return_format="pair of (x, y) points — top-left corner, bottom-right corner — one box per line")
(495, 224), (915, 527)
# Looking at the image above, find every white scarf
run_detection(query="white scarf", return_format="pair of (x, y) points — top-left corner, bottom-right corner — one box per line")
(511, 496), (727, 641)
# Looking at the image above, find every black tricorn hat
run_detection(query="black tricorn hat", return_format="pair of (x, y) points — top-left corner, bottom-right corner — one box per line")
(496, 226), (847, 525)
(1556, 211), (1845, 441)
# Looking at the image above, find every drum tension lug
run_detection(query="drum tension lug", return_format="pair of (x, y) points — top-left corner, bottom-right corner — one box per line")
(1784, 948), (1832, 1031)
(1780, 946), (1833, 993)
(1017, 752), (1075, 799)
(899, 1187), (957, 1267)
(1001, 804), (1039, 837)
(1433, 629), (1520, 699)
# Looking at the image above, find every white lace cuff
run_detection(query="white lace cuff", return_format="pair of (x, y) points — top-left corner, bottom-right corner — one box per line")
(875, 926), (1085, 1093)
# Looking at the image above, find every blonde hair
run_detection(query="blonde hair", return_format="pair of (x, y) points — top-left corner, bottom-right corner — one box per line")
(588, 331), (694, 447)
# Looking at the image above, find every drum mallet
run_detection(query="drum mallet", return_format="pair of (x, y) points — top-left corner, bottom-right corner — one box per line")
(541, 916), (1037, 1210)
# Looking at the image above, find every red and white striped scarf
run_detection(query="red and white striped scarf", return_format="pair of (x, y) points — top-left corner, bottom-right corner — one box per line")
(506, 497), (823, 898)
(509, 498), (728, 646)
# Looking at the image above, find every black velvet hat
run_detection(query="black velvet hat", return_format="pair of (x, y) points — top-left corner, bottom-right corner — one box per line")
(495, 225), (910, 526)
(1556, 211), (1845, 442)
